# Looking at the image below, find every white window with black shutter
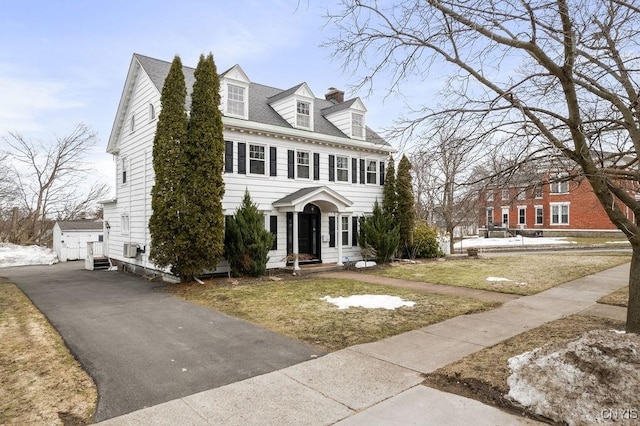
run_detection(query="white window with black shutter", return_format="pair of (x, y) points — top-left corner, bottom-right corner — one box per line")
(359, 159), (365, 184)
(249, 144), (265, 175)
(380, 161), (385, 185)
(297, 151), (310, 179)
(341, 216), (349, 246)
(337, 156), (349, 182)
(366, 160), (377, 184)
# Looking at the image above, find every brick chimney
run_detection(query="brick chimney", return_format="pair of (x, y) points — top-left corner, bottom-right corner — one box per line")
(325, 87), (344, 104)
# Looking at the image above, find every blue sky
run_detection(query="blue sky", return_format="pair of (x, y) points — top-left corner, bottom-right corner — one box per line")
(0, 1), (423, 188)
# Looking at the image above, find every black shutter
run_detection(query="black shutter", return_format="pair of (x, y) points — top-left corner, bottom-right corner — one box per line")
(270, 147), (277, 176)
(313, 152), (320, 181)
(352, 158), (357, 183)
(270, 215), (278, 250)
(352, 216), (358, 246)
(224, 141), (233, 173)
(380, 162), (385, 186)
(288, 150), (294, 179)
(329, 216), (336, 248)
(359, 159), (365, 184)
(328, 155), (335, 182)
(238, 142), (246, 174)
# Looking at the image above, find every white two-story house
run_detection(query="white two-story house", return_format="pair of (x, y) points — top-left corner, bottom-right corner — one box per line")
(102, 53), (395, 275)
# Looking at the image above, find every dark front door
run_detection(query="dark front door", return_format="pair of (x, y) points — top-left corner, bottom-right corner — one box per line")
(286, 204), (321, 263)
(298, 213), (318, 258)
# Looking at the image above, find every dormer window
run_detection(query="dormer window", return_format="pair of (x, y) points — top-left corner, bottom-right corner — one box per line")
(227, 84), (245, 116)
(296, 101), (311, 129)
(352, 113), (364, 139)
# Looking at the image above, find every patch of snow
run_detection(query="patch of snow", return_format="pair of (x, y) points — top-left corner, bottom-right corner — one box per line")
(0, 243), (58, 268)
(455, 235), (573, 249)
(507, 329), (640, 425)
(321, 295), (415, 310)
(355, 260), (376, 268)
(486, 276), (511, 282)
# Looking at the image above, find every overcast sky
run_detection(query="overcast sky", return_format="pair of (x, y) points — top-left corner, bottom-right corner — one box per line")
(0, 1), (425, 191)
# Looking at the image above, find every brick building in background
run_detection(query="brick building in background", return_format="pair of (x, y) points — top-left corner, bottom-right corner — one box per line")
(479, 172), (637, 238)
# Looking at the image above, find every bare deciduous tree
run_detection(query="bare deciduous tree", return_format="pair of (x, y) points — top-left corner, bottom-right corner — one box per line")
(3, 123), (109, 243)
(410, 113), (486, 253)
(327, 0), (640, 332)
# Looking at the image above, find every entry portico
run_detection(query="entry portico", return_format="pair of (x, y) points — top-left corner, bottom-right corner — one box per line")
(273, 186), (353, 270)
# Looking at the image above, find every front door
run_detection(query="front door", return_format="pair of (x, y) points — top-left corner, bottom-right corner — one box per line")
(286, 204), (321, 263)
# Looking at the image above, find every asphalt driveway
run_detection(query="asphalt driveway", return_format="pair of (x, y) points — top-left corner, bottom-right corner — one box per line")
(2, 262), (324, 421)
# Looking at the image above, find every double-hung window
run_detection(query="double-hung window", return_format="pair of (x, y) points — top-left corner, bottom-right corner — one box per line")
(551, 203), (569, 225)
(535, 206), (543, 225)
(336, 156), (349, 182)
(550, 177), (569, 194)
(297, 151), (310, 178)
(297, 101), (311, 128)
(227, 84), (245, 116)
(501, 189), (509, 200)
(366, 160), (377, 184)
(518, 206), (526, 225)
(249, 144), (265, 175)
(341, 217), (349, 246)
(352, 113), (364, 138)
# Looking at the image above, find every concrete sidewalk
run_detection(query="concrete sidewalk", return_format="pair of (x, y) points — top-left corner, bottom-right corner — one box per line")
(98, 263), (629, 425)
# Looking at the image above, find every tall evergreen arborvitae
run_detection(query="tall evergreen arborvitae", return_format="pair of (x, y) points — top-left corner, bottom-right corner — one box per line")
(179, 53), (226, 279)
(396, 154), (415, 256)
(382, 155), (397, 220)
(149, 55), (188, 273)
(224, 190), (274, 277)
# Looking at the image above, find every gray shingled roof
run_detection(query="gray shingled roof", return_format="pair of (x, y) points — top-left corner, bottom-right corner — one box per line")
(133, 53), (389, 145)
(320, 98), (358, 115)
(57, 220), (103, 231)
(274, 187), (324, 205)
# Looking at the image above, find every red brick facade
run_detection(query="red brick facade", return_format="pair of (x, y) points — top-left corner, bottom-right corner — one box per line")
(479, 174), (636, 236)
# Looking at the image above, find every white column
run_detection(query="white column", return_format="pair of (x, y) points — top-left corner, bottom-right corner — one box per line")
(292, 212), (300, 271)
(337, 213), (343, 266)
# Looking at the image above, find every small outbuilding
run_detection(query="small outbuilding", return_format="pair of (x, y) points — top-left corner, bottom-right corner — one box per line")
(53, 220), (104, 262)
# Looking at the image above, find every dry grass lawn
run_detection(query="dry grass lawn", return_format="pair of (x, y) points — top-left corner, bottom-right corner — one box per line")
(423, 314), (625, 418)
(598, 286), (629, 307)
(0, 282), (96, 425)
(166, 277), (498, 351)
(376, 253), (630, 295)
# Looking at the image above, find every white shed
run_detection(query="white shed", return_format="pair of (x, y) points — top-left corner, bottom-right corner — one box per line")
(53, 220), (104, 262)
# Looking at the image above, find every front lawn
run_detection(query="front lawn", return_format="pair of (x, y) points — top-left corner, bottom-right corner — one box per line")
(0, 282), (96, 425)
(375, 253), (630, 295)
(165, 277), (498, 351)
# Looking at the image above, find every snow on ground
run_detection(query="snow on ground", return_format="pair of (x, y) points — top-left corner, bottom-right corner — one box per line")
(321, 295), (415, 310)
(455, 235), (573, 249)
(507, 330), (640, 425)
(0, 243), (58, 268)
(486, 277), (511, 282)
